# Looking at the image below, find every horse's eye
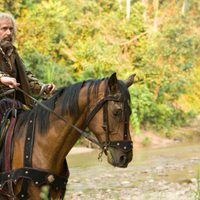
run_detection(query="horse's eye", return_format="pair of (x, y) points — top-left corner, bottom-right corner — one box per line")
(112, 108), (122, 117)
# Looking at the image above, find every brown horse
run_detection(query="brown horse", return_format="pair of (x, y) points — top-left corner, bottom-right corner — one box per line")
(0, 73), (134, 199)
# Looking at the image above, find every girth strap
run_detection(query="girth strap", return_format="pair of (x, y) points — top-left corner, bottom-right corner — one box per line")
(17, 179), (29, 200)
(0, 167), (68, 193)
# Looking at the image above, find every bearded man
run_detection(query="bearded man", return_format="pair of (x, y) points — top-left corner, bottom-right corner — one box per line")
(0, 12), (55, 121)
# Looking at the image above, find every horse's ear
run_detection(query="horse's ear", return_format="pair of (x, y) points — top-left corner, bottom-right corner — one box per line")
(124, 74), (136, 88)
(108, 72), (118, 93)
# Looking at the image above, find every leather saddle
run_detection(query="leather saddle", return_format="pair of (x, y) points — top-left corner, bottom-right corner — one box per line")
(0, 98), (25, 172)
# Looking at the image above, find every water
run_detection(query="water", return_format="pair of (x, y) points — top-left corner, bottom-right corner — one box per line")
(65, 143), (200, 200)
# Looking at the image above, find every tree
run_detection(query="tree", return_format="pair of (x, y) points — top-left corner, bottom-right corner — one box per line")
(142, 0), (148, 22)
(118, 0), (122, 10)
(0, 0), (23, 16)
(153, 0), (159, 32)
(181, 0), (190, 16)
(126, 0), (131, 20)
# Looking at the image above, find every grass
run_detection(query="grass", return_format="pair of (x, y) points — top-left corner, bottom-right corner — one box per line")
(195, 169), (200, 200)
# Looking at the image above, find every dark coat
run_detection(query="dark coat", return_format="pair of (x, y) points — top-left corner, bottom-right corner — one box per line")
(0, 47), (41, 106)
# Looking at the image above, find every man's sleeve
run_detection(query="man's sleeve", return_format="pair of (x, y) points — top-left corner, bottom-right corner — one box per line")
(0, 71), (10, 79)
(0, 71), (10, 88)
(0, 71), (11, 93)
(25, 70), (43, 95)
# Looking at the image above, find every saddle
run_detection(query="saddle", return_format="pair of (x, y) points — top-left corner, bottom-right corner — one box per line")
(0, 99), (69, 199)
(0, 98), (25, 172)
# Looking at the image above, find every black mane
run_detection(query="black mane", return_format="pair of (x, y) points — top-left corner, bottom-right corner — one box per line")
(15, 78), (131, 137)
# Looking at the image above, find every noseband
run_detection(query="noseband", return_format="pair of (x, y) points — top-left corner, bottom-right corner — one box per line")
(16, 84), (133, 153)
(83, 81), (133, 153)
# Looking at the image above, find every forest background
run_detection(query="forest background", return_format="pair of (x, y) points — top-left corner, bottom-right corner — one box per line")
(1, 0), (200, 138)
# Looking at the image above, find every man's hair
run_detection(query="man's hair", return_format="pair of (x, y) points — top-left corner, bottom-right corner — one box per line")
(0, 12), (16, 42)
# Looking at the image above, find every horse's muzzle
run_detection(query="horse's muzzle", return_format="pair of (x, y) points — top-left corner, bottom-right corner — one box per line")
(106, 147), (133, 168)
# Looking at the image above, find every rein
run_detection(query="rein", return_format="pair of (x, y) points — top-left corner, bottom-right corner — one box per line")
(15, 84), (132, 153)
(0, 89), (15, 98)
(0, 80), (132, 199)
(15, 87), (102, 148)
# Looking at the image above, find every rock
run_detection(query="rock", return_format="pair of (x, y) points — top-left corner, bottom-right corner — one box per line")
(72, 179), (80, 183)
(190, 178), (197, 184)
(179, 179), (193, 184)
(148, 179), (154, 183)
(77, 191), (83, 196)
(121, 181), (131, 185)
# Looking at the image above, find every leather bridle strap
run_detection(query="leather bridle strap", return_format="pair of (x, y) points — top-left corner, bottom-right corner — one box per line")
(83, 95), (122, 129)
(98, 83), (132, 152)
(15, 87), (132, 152)
(123, 100), (129, 140)
(83, 93), (131, 151)
(103, 84), (110, 147)
(0, 89), (15, 98)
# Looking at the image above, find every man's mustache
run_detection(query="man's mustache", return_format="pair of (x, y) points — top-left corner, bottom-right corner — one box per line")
(3, 37), (12, 42)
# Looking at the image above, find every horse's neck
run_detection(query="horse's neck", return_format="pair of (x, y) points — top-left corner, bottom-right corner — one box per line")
(33, 92), (88, 172)
(13, 86), (89, 174)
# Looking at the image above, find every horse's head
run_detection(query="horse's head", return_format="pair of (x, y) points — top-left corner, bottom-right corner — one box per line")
(86, 73), (135, 168)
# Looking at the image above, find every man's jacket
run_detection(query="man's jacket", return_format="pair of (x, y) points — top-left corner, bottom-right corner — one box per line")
(0, 44), (42, 106)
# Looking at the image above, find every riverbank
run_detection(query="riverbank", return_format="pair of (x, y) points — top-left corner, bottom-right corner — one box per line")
(66, 143), (200, 200)
(133, 115), (200, 149)
(66, 117), (200, 200)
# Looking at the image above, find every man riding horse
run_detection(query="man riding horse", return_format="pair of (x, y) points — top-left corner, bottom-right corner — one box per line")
(0, 12), (134, 199)
(0, 12), (55, 128)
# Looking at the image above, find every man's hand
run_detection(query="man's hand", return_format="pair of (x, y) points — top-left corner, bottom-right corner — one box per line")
(43, 83), (56, 95)
(0, 76), (20, 88)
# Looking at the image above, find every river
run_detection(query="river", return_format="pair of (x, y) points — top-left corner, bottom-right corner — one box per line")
(65, 143), (200, 200)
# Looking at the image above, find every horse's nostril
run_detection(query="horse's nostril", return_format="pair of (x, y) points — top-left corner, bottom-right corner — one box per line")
(119, 155), (127, 164)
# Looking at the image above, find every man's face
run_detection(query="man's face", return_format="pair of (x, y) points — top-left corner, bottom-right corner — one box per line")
(0, 18), (14, 43)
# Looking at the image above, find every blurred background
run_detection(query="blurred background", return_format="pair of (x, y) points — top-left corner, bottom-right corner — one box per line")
(1, 0), (200, 137)
(1, 1), (200, 199)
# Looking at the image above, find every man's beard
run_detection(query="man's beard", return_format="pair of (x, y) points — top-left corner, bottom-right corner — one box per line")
(1, 35), (14, 43)
(0, 40), (14, 56)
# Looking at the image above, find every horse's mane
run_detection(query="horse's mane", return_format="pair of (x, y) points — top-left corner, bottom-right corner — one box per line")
(15, 78), (130, 137)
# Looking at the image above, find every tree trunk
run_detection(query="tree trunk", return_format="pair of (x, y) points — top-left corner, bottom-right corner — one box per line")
(181, 0), (190, 16)
(126, 0), (131, 20)
(142, 0), (148, 22)
(118, 0), (122, 10)
(153, 0), (159, 32)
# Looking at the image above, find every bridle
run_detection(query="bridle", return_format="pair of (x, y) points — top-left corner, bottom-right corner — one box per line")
(15, 80), (133, 153)
(83, 81), (133, 154)
(0, 45), (133, 153)
(0, 81), (133, 199)
(0, 47), (133, 199)
(15, 79), (133, 154)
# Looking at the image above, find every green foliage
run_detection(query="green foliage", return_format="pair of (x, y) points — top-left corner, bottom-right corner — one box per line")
(129, 4), (200, 130)
(130, 84), (154, 134)
(40, 186), (50, 200)
(0, 0), (199, 132)
(0, 0), (23, 16)
(195, 169), (200, 200)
